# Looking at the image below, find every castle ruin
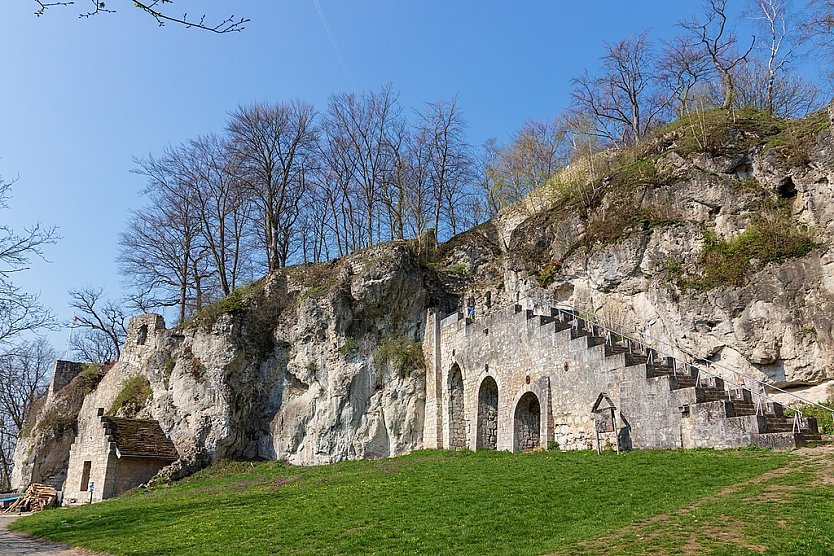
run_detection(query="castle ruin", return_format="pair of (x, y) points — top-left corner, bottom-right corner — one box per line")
(423, 300), (822, 453)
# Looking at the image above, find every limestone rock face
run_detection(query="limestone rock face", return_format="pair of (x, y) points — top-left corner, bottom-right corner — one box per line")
(13, 243), (454, 489)
(13, 105), (834, 487)
(488, 104), (834, 400)
(11, 362), (107, 491)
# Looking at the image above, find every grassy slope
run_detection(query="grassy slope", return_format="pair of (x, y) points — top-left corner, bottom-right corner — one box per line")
(12, 448), (831, 555)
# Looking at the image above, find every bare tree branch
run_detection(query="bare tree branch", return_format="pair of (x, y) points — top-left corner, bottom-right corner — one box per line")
(682, 0), (757, 110)
(32, 0), (249, 33)
(68, 286), (127, 363)
(0, 177), (58, 347)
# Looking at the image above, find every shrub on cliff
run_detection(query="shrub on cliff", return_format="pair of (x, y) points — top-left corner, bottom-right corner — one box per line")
(108, 376), (152, 417)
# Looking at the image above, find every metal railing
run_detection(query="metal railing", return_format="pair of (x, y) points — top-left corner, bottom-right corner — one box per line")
(443, 291), (832, 433)
(548, 301), (833, 432)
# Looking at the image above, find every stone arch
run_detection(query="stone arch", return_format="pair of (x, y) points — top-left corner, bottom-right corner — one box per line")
(476, 376), (499, 450)
(448, 364), (466, 449)
(514, 391), (541, 452)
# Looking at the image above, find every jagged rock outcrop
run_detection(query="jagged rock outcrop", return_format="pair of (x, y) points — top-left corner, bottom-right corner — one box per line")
(13, 242), (455, 488)
(11, 362), (107, 490)
(470, 105), (834, 398)
(12, 104), (834, 489)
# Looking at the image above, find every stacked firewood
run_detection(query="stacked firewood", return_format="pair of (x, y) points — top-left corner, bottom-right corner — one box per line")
(1, 484), (58, 513)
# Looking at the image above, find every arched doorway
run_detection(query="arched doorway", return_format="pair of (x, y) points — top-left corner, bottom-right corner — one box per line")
(477, 376), (499, 450)
(448, 364), (466, 449)
(514, 392), (541, 452)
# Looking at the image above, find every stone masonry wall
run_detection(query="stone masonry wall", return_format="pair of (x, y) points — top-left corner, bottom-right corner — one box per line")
(64, 412), (117, 503)
(427, 301), (634, 453)
(424, 297), (817, 453)
(45, 361), (83, 403)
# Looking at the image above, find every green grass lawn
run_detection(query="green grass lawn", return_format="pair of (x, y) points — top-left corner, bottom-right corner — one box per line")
(10, 448), (833, 555)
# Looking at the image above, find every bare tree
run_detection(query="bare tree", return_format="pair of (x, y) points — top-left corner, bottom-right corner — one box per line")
(803, 1), (834, 84)
(402, 125), (434, 239)
(475, 138), (504, 217)
(120, 157), (208, 322)
(732, 59), (820, 117)
(803, 1), (834, 46)
(683, 0), (757, 111)
(0, 338), (54, 431)
(315, 137), (357, 257)
(479, 117), (570, 213)
(418, 97), (474, 238)
(0, 177), (58, 348)
(182, 134), (254, 295)
(0, 338), (54, 489)
(324, 86), (401, 248)
(33, 0), (248, 33)
(571, 31), (672, 145)
(228, 101), (318, 271)
(660, 36), (714, 116)
(744, 0), (806, 115)
(68, 287), (128, 363)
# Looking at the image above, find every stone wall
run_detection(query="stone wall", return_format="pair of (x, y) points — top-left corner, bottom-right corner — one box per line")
(111, 458), (168, 497)
(424, 299), (814, 454)
(64, 411), (117, 503)
(45, 361), (83, 403)
(64, 411), (172, 502)
(428, 302), (628, 453)
(448, 364), (466, 449)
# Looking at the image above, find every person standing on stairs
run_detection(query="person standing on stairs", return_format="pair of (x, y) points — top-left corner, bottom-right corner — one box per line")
(467, 295), (476, 320)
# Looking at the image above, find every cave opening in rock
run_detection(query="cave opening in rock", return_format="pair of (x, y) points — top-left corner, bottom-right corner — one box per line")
(777, 176), (797, 199)
(476, 376), (498, 450)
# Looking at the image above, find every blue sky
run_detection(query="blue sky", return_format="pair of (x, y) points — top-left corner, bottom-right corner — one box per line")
(0, 0), (807, 351)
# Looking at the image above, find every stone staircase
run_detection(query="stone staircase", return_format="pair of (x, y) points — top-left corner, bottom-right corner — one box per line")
(540, 306), (822, 449)
(427, 300), (828, 453)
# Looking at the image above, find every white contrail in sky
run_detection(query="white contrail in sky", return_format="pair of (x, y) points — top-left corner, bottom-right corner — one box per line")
(312, 0), (355, 87)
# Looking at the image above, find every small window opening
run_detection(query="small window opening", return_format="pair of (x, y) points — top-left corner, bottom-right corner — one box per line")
(137, 324), (148, 346)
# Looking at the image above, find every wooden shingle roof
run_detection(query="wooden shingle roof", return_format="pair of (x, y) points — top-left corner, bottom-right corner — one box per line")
(102, 416), (178, 461)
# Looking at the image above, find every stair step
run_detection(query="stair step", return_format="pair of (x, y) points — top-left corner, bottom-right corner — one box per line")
(648, 365), (677, 376)
(570, 328), (588, 339)
(626, 354), (648, 366)
(671, 376), (697, 389)
(729, 401), (756, 416)
(553, 320), (572, 332)
(763, 416), (795, 432)
(697, 387), (728, 402)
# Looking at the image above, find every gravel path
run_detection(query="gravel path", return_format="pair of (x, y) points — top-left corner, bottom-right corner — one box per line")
(0, 515), (92, 555)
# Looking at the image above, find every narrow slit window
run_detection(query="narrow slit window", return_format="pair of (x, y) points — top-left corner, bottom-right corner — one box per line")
(80, 461), (92, 491)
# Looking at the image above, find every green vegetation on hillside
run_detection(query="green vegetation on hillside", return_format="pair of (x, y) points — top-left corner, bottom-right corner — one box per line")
(183, 285), (252, 329)
(765, 110), (831, 168)
(13, 448), (834, 555)
(108, 376), (152, 417)
(656, 107), (784, 157)
(673, 203), (815, 290)
(374, 335), (424, 378)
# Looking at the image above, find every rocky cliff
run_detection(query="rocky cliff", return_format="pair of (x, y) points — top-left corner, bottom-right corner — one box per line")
(455, 105), (834, 396)
(15, 241), (456, 486)
(13, 103), (834, 487)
